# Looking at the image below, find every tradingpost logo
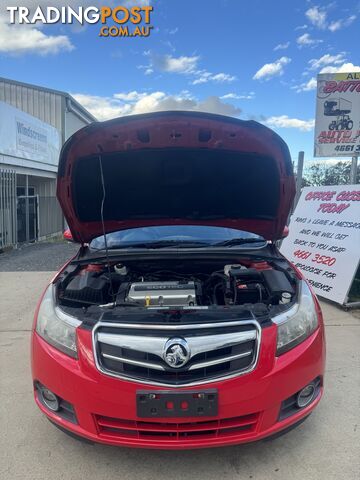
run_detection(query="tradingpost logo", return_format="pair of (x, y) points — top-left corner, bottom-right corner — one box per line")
(6, 4), (154, 38)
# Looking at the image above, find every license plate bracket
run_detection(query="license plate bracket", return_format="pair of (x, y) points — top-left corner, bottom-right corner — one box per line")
(136, 389), (218, 418)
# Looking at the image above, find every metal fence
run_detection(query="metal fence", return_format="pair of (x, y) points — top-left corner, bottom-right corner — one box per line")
(37, 196), (63, 239)
(17, 195), (63, 244)
(0, 173), (63, 248)
(0, 169), (16, 249)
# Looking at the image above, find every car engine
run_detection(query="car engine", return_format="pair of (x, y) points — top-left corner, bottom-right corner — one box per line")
(126, 281), (199, 307)
(58, 259), (296, 310)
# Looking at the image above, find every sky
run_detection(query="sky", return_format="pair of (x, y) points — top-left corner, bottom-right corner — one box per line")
(0, 0), (359, 165)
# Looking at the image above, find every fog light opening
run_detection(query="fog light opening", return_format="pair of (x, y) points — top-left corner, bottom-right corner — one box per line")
(39, 387), (60, 412)
(296, 383), (316, 408)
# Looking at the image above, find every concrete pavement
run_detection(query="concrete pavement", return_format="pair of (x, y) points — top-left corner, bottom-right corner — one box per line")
(0, 271), (359, 480)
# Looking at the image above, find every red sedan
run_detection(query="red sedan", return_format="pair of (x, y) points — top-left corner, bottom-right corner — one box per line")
(31, 111), (325, 449)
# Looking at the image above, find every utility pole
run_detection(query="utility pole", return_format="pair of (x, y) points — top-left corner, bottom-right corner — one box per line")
(295, 151), (304, 207)
(350, 156), (358, 184)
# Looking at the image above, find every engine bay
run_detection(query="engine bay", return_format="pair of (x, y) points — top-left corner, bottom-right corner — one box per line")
(57, 257), (296, 311)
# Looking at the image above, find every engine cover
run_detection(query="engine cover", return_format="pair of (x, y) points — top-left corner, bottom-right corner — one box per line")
(126, 281), (197, 307)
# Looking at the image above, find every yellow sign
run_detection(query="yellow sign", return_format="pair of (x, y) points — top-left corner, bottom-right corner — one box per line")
(99, 6), (153, 37)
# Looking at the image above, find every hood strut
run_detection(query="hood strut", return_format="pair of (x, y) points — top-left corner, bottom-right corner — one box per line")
(98, 153), (115, 303)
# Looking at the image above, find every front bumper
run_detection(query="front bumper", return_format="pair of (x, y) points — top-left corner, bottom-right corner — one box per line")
(31, 322), (325, 449)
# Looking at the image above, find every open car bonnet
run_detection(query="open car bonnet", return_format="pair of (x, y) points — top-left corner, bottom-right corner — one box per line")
(57, 111), (295, 244)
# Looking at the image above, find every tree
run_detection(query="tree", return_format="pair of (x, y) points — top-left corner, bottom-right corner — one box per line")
(303, 161), (360, 186)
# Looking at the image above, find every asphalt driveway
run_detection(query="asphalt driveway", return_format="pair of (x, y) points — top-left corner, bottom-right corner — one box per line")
(0, 240), (78, 271)
(0, 242), (359, 480)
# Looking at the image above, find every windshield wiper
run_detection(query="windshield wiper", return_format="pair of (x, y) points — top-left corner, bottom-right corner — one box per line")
(106, 240), (211, 250)
(213, 238), (266, 247)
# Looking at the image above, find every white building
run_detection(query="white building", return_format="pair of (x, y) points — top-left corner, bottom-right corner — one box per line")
(0, 77), (96, 249)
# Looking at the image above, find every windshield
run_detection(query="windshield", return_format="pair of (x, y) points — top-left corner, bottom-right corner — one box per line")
(89, 226), (266, 250)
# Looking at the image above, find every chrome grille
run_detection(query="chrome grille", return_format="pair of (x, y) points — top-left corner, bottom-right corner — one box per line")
(93, 320), (261, 387)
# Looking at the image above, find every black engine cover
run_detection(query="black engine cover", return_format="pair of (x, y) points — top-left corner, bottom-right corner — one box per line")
(62, 272), (108, 304)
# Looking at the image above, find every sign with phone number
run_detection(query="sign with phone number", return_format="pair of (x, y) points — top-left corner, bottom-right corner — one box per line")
(314, 72), (360, 157)
(280, 185), (360, 304)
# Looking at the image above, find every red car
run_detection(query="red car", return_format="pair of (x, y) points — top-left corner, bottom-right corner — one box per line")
(31, 111), (325, 449)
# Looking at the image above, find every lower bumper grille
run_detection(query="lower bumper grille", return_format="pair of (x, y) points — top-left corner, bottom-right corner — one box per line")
(95, 413), (259, 441)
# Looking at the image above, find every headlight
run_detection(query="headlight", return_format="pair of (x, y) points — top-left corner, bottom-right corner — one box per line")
(36, 284), (81, 358)
(273, 280), (318, 355)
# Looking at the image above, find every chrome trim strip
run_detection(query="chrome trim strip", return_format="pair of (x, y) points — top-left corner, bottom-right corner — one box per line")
(102, 353), (165, 371)
(55, 306), (82, 328)
(102, 348), (253, 372)
(188, 350), (253, 370)
(92, 319), (261, 388)
(93, 319), (256, 331)
(97, 330), (256, 358)
(49, 284), (82, 328)
(98, 332), (165, 354)
(271, 280), (303, 325)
